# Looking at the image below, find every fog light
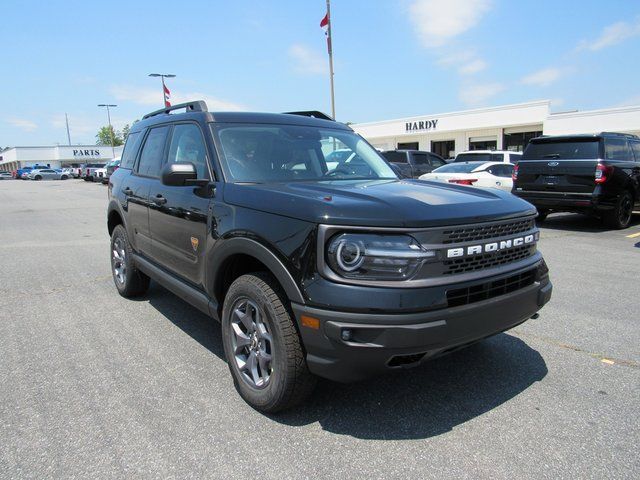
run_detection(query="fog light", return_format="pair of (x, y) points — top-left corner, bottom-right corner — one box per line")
(341, 329), (352, 341)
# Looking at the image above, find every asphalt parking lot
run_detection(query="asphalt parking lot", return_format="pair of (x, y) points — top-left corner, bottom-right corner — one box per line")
(0, 180), (638, 479)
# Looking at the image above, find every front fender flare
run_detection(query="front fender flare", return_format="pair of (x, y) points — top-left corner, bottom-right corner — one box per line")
(208, 237), (305, 305)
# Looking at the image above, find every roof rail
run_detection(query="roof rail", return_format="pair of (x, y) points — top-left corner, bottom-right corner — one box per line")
(284, 111), (334, 121)
(600, 131), (638, 138)
(142, 100), (208, 120)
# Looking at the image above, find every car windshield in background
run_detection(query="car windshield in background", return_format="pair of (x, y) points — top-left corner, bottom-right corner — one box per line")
(523, 140), (600, 160)
(211, 124), (397, 183)
(454, 153), (492, 163)
(432, 162), (486, 173)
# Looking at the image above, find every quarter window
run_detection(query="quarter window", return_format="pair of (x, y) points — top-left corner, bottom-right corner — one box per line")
(120, 131), (142, 169)
(137, 126), (170, 177)
(604, 138), (631, 161)
(629, 141), (640, 162)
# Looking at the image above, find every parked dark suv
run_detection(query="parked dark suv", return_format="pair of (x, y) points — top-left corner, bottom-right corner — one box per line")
(513, 132), (640, 228)
(107, 101), (552, 412)
(380, 150), (447, 178)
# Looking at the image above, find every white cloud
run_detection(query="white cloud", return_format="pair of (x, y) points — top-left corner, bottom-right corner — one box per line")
(7, 118), (37, 132)
(577, 17), (640, 51)
(437, 50), (487, 75)
(458, 59), (487, 75)
(288, 44), (327, 75)
(409, 0), (493, 48)
(520, 67), (563, 87)
(459, 82), (504, 106)
(110, 86), (246, 111)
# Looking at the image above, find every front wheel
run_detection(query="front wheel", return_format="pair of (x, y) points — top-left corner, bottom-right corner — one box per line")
(34, 175), (42, 181)
(110, 224), (150, 297)
(221, 273), (316, 413)
(536, 209), (549, 223)
(603, 191), (634, 229)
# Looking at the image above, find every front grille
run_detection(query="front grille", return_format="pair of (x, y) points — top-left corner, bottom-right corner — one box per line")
(443, 245), (535, 275)
(441, 218), (535, 244)
(446, 269), (536, 307)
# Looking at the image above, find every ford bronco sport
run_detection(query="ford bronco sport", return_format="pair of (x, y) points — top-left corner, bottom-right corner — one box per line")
(107, 101), (552, 412)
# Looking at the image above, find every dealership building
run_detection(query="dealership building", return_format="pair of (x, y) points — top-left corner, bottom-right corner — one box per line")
(0, 145), (123, 172)
(352, 100), (640, 158)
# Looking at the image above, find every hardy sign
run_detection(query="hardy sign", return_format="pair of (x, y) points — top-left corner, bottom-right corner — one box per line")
(405, 119), (438, 132)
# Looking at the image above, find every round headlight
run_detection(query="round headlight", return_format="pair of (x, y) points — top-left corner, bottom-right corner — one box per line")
(335, 240), (364, 271)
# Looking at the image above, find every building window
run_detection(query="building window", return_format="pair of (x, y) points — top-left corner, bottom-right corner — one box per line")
(503, 131), (542, 152)
(397, 142), (419, 150)
(469, 139), (497, 151)
(431, 140), (455, 159)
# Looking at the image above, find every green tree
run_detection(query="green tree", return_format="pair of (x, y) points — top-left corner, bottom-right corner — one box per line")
(121, 123), (131, 142)
(95, 126), (124, 146)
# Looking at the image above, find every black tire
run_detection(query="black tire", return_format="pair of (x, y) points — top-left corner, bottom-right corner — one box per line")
(536, 210), (549, 222)
(34, 175), (42, 181)
(110, 224), (150, 297)
(603, 190), (634, 229)
(61, 175), (68, 180)
(221, 273), (316, 413)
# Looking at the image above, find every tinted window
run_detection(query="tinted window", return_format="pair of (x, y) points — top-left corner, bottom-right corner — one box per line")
(381, 151), (408, 163)
(167, 124), (209, 179)
(429, 155), (446, 167)
(433, 162), (485, 173)
(120, 131), (142, 169)
(454, 153), (492, 163)
(137, 126), (169, 177)
(509, 153), (522, 164)
(491, 164), (513, 177)
(412, 153), (429, 165)
(491, 153), (504, 162)
(630, 141), (640, 162)
(523, 140), (599, 160)
(604, 138), (631, 161)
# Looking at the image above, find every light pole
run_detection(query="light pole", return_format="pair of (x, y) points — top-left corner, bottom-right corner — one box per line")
(148, 73), (176, 107)
(97, 104), (117, 158)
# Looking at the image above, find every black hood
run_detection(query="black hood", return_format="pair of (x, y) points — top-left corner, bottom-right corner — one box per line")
(223, 179), (536, 227)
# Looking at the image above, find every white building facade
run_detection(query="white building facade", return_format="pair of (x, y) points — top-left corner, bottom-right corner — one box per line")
(0, 145), (123, 172)
(352, 100), (640, 159)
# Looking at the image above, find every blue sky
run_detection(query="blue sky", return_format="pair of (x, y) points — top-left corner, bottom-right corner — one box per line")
(2, 0), (640, 146)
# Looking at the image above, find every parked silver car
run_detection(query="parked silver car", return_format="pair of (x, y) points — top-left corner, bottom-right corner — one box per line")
(28, 169), (69, 180)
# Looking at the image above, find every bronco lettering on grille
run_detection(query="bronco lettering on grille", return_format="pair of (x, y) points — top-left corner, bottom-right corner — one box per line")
(446, 233), (539, 258)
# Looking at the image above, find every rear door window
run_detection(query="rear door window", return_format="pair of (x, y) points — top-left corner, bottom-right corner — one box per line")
(491, 153), (504, 162)
(604, 138), (632, 161)
(412, 153), (429, 165)
(523, 140), (600, 160)
(137, 126), (170, 177)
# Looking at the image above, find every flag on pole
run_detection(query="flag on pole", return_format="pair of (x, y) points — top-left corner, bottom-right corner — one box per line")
(320, 12), (331, 54)
(164, 83), (171, 107)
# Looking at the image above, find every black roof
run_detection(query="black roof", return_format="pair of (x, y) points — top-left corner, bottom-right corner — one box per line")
(133, 101), (350, 133)
(531, 132), (639, 143)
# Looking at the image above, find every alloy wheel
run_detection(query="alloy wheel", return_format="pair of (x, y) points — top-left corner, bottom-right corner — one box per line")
(230, 298), (273, 389)
(112, 237), (127, 284)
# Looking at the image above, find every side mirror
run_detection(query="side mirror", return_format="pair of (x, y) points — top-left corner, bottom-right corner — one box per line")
(161, 162), (197, 186)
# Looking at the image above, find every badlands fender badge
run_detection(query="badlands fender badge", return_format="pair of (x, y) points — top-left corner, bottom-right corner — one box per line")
(191, 237), (199, 252)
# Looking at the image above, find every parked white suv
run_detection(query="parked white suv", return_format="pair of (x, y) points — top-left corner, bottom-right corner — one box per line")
(453, 150), (522, 164)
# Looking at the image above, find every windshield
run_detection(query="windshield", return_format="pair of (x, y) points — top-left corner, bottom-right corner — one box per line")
(432, 162), (486, 173)
(523, 139), (600, 160)
(211, 124), (397, 183)
(454, 153), (492, 163)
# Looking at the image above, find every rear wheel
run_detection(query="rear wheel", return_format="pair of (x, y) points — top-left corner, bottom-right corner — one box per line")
(34, 175), (42, 181)
(536, 209), (549, 222)
(221, 273), (316, 413)
(61, 175), (68, 180)
(603, 190), (634, 229)
(110, 224), (149, 297)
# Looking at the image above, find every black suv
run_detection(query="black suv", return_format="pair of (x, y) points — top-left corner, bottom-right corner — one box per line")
(513, 132), (640, 228)
(380, 150), (447, 178)
(107, 101), (552, 412)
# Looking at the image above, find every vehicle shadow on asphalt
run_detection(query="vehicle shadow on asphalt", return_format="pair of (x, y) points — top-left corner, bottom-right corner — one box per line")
(539, 212), (640, 233)
(145, 284), (547, 440)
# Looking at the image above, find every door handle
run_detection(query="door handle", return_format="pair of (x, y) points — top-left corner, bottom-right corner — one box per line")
(152, 194), (167, 205)
(122, 187), (133, 195)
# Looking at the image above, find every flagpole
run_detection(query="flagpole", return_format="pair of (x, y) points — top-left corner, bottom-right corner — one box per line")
(162, 77), (167, 107)
(326, 0), (336, 120)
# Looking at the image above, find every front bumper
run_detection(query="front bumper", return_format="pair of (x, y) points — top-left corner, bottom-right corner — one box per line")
(292, 273), (552, 383)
